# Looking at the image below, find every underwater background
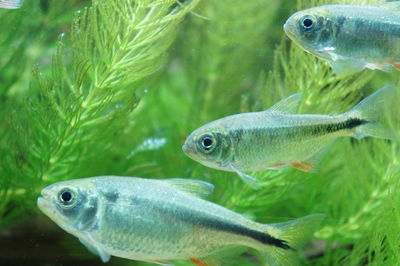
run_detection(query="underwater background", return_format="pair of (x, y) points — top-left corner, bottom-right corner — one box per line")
(0, 0), (399, 265)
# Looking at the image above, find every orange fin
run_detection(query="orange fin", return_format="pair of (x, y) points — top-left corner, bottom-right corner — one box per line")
(291, 161), (315, 172)
(393, 63), (400, 70)
(190, 258), (209, 266)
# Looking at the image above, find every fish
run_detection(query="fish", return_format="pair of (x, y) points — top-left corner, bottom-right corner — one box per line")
(284, 2), (400, 75)
(182, 86), (395, 189)
(37, 176), (324, 265)
(0, 0), (23, 9)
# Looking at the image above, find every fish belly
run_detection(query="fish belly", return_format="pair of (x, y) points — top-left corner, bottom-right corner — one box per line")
(234, 135), (335, 171)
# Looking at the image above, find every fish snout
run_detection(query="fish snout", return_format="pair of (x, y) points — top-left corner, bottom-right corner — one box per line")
(37, 196), (45, 207)
(37, 187), (52, 209)
(37, 196), (51, 213)
(182, 138), (197, 159)
(182, 143), (188, 153)
(182, 141), (191, 155)
(283, 17), (295, 38)
(283, 20), (289, 33)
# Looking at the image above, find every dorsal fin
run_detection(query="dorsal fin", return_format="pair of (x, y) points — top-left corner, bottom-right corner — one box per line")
(266, 92), (303, 114)
(163, 178), (214, 198)
(376, 1), (400, 12)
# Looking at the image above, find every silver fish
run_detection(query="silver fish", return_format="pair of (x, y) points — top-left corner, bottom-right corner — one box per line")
(284, 2), (400, 75)
(182, 87), (395, 189)
(0, 0), (23, 9)
(37, 176), (323, 265)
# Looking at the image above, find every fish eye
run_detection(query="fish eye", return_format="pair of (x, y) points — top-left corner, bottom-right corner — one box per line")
(300, 16), (315, 31)
(200, 134), (216, 152)
(57, 188), (77, 207)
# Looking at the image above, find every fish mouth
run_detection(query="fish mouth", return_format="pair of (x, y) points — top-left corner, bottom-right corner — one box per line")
(37, 193), (59, 222)
(283, 21), (289, 34)
(37, 197), (45, 208)
(182, 143), (188, 153)
(182, 141), (194, 157)
(37, 196), (49, 213)
(182, 143), (197, 160)
(37, 188), (51, 211)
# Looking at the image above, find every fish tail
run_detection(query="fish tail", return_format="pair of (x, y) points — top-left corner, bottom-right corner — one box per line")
(0, 0), (23, 9)
(344, 86), (396, 140)
(261, 214), (324, 266)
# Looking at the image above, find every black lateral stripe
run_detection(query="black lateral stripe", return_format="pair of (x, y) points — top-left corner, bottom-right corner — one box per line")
(229, 118), (368, 140)
(188, 217), (291, 249)
(325, 118), (368, 133)
(194, 217), (292, 250)
(344, 118), (368, 129)
(140, 196), (292, 250)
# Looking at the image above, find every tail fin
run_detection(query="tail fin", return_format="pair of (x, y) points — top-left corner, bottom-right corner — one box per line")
(0, 0), (23, 9)
(344, 86), (396, 140)
(263, 214), (324, 266)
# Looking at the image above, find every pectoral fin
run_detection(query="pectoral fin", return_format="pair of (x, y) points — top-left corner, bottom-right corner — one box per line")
(163, 178), (214, 198)
(328, 58), (366, 76)
(79, 234), (110, 263)
(229, 164), (262, 190)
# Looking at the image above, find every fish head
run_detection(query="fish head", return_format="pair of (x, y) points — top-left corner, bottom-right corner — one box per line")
(284, 7), (333, 59)
(37, 179), (99, 236)
(183, 123), (232, 169)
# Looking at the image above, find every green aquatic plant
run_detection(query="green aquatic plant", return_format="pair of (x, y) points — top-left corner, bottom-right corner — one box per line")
(1, 0), (399, 265)
(0, 0), (199, 225)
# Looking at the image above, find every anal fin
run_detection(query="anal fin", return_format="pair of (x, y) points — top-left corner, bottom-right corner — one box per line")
(393, 63), (400, 70)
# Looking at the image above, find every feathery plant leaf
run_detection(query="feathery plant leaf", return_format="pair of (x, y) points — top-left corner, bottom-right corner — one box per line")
(0, 0), (83, 98)
(0, 0), (198, 227)
(180, 0), (282, 123)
